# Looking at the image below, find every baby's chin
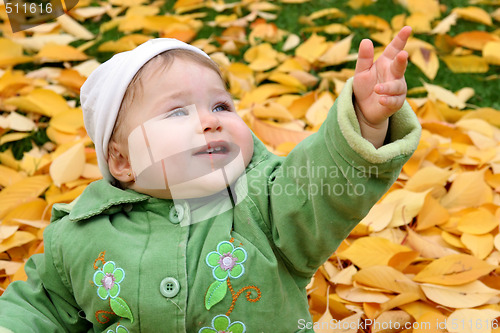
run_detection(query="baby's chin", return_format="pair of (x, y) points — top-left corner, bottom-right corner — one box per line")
(131, 165), (247, 200)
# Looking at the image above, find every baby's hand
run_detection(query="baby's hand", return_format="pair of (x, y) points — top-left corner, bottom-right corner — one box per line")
(352, 26), (412, 148)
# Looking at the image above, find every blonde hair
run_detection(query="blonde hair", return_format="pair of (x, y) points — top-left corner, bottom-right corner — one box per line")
(109, 49), (224, 146)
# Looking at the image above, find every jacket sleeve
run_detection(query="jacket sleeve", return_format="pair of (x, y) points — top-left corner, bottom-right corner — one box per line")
(0, 220), (89, 332)
(248, 78), (421, 279)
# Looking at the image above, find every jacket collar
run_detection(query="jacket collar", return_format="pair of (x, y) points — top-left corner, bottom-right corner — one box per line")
(52, 133), (271, 223)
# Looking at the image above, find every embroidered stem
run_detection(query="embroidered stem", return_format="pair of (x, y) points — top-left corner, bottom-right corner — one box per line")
(225, 278), (261, 316)
(93, 251), (106, 269)
(95, 309), (114, 324)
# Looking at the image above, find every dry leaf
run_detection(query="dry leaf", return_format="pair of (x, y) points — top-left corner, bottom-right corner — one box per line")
(483, 42), (500, 65)
(452, 7), (493, 26)
(338, 237), (412, 268)
(447, 309), (500, 333)
(410, 47), (439, 80)
(421, 281), (499, 308)
(49, 142), (86, 187)
(413, 253), (496, 285)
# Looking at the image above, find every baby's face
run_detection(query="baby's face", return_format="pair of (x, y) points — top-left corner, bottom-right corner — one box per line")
(120, 57), (254, 199)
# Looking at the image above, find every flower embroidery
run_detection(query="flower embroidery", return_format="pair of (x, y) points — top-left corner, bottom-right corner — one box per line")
(199, 314), (246, 333)
(93, 261), (125, 300)
(206, 241), (247, 281)
(107, 325), (129, 333)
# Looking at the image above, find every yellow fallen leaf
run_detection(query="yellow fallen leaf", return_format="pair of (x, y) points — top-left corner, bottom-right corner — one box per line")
(421, 280), (499, 308)
(406, 0), (440, 19)
(442, 230), (466, 249)
(483, 42), (500, 65)
(45, 184), (87, 206)
(0, 38), (34, 67)
(295, 33), (328, 64)
(305, 91), (333, 127)
(406, 13), (432, 33)
(35, 43), (88, 62)
(447, 309), (500, 333)
(413, 253), (496, 285)
(405, 166), (452, 193)
(441, 169), (493, 210)
(244, 43), (279, 71)
(461, 233), (494, 260)
(457, 208), (499, 235)
(251, 102), (295, 122)
(454, 31), (499, 51)
(0, 226), (19, 241)
(303, 23), (351, 36)
(406, 228), (459, 259)
(338, 237), (412, 268)
(388, 250), (420, 271)
(0, 165), (25, 188)
(0, 175), (51, 219)
(282, 34), (300, 52)
(453, 6), (493, 26)
(416, 195), (450, 230)
(431, 12), (458, 35)
(442, 55), (489, 73)
(410, 47), (439, 80)
(348, 15), (390, 30)
(267, 72), (306, 91)
(56, 15), (94, 40)
(329, 265), (357, 285)
(4, 88), (71, 117)
(0, 260), (23, 276)
(2, 198), (48, 226)
(49, 108), (84, 134)
(424, 82), (468, 109)
(381, 189), (430, 228)
(49, 142), (86, 187)
(250, 116), (312, 147)
(360, 202), (398, 232)
(0, 69), (32, 98)
(239, 84), (300, 108)
(399, 300), (445, 322)
(0, 231), (37, 253)
(336, 285), (390, 303)
(318, 34), (353, 66)
(372, 311), (413, 333)
(353, 265), (423, 296)
(413, 311), (448, 333)
(347, 0), (373, 9)
(287, 91), (317, 119)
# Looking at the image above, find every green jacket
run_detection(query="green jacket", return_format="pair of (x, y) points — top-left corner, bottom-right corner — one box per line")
(0, 80), (421, 332)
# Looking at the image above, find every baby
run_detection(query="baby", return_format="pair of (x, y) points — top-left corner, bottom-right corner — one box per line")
(0, 27), (420, 332)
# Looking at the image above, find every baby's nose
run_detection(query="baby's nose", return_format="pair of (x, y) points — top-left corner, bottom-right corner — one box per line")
(201, 113), (222, 132)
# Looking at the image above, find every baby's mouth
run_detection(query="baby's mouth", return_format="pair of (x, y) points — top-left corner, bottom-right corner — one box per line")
(193, 141), (231, 156)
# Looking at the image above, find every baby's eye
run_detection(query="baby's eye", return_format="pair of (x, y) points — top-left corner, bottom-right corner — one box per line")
(213, 103), (231, 112)
(167, 107), (189, 118)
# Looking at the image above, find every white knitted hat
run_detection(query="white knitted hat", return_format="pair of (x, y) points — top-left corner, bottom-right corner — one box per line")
(80, 38), (210, 182)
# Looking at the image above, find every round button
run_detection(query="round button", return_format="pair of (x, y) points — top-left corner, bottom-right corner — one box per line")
(160, 277), (180, 298)
(169, 204), (184, 224)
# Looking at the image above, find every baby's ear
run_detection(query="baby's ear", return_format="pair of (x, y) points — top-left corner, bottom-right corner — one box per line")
(108, 141), (134, 183)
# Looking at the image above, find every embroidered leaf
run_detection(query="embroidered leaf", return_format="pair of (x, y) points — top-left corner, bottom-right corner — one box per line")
(110, 297), (134, 323)
(205, 280), (228, 310)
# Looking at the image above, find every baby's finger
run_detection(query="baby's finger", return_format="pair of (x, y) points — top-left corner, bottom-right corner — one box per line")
(382, 26), (412, 60)
(375, 80), (406, 96)
(379, 94), (406, 110)
(355, 39), (374, 75)
(390, 50), (409, 79)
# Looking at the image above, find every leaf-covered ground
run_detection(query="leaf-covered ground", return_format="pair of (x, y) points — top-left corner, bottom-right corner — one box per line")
(1, 0), (500, 331)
